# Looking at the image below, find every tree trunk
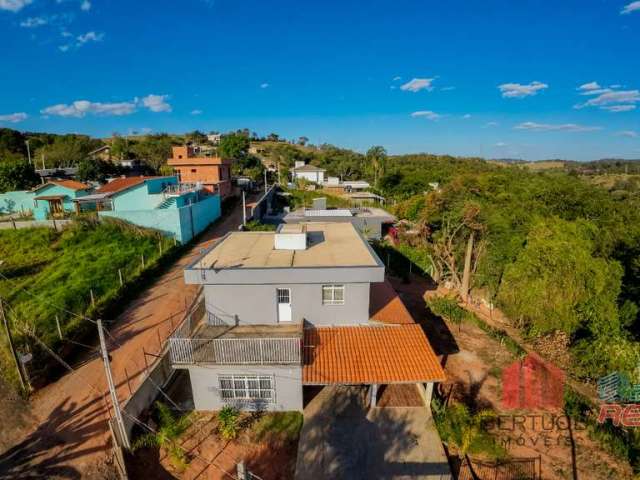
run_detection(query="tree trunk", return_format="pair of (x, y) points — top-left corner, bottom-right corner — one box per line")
(460, 231), (474, 302)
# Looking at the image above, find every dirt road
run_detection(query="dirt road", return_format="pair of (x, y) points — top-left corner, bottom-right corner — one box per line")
(0, 199), (252, 479)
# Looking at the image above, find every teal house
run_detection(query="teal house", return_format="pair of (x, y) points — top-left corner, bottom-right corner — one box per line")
(0, 180), (92, 219)
(74, 176), (221, 243)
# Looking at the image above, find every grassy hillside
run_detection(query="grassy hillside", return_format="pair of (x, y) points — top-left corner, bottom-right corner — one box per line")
(0, 218), (176, 389)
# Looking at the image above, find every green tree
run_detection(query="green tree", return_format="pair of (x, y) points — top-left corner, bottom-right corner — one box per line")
(0, 157), (39, 192)
(77, 158), (116, 183)
(130, 134), (174, 173)
(366, 146), (387, 187)
(133, 402), (193, 471)
(219, 133), (250, 160)
(497, 217), (622, 336)
(32, 135), (102, 168)
(185, 130), (207, 145)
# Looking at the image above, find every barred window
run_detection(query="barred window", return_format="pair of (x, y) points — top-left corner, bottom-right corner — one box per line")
(322, 285), (345, 305)
(218, 375), (274, 402)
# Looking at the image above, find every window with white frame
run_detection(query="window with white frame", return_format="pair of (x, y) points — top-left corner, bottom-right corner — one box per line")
(218, 375), (274, 402)
(322, 284), (345, 305)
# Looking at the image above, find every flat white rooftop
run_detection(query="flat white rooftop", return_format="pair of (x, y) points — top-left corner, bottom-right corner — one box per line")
(197, 222), (378, 269)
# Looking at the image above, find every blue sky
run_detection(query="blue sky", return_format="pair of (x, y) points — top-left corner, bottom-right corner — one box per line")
(1, 0), (639, 160)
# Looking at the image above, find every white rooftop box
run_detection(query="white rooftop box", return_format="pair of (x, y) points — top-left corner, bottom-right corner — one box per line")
(275, 224), (307, 250)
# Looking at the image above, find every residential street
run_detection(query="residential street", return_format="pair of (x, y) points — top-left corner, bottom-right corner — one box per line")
(0, 198), (253, 479)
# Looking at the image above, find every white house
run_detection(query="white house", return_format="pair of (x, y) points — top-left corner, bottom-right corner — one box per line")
(292, 161), (326, 184)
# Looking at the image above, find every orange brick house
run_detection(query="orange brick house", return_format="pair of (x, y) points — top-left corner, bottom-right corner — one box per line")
(167, 146), (233, 198)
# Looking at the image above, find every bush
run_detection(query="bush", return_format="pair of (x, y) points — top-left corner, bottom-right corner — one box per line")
(217, 406), (240, 440)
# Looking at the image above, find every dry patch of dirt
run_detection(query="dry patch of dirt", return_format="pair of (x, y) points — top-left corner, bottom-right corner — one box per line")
(128, 411), (300, 480)
(390, 275), (634, 480)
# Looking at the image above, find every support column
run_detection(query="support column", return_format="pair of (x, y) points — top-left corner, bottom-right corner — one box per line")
(370, 383), (379, 408)
(424, 382), (434, 406)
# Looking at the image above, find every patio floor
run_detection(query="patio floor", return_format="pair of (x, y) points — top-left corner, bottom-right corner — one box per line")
(295, 385), (452, 480)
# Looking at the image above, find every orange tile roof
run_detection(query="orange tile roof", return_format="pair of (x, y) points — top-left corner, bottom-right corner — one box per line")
(96, 176), (156, 194)
(369, 281), (414, 324)
(303, 325), (445, 385)
(35, 179), (90, 191)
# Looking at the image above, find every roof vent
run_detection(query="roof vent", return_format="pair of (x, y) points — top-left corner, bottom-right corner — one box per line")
(274, 224), (307, 250)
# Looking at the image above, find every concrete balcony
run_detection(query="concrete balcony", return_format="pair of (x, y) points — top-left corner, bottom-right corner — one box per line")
(169, 311), (302, 366)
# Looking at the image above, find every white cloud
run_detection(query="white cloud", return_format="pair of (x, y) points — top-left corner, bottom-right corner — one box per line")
(616, 130), (638, 138)
(577, 81), (601, 91)
(76, 31), (103, 45)
(260, 83), (270, 89)
(20, 16), (47, 27)
(0, 0), (32, 12)
(495, 142), (507, 147)
(400, 78), (435, 93)
(462, 114), (472, 119)
(575, 89), (640, 111)
(0, 112), (28, 123)
(514, 121), (602, 132)
(392, 76), (401, 81)
(80, 0), (91, 11)
(602, 104), (636, 112)
(190, 109), (203, 115)
(621, 1), (640, 14)
(42, 100), (137, 117)
(410, 110), (442, 120)
(141, 94), (171, 112)
(484, 121), (499, 127)
(60, 30), (105, 51)
(498, 81), (548, 98)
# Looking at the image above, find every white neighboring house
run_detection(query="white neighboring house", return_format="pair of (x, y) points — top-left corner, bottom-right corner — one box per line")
(292, 161), (326, 184)
(207, 133), (221, 145)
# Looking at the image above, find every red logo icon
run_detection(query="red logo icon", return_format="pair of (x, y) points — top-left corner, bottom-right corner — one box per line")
(502, 353), (565, 410)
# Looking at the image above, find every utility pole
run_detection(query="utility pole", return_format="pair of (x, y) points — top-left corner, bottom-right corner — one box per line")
(242, 190), (247, 226)
(1, 298), (27, 392)
(97, 319), (130, 449)
(25, 140), (31, 165)
(264, 169), (268, 194)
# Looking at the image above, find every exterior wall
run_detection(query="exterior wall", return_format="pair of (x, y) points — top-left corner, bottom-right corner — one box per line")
(177, 194), (221, 242)
(295, 171), (324, 183)
(111, 177), (177, 211)
(0, 190), (35, 215)
(204, 282), (370, 326)
(187, 364), (303, 412)
(100, 207), (182, 238)
(171, 163), (232, 197)
(100, 194), (221, 243)
(34, 184), (88, 211)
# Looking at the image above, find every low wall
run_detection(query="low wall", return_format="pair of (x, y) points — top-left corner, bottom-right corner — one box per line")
(0, 190), (35, 215)
(0, 219), (72, 230)
(100, 208), (181, 239)
(100, 195), (221, 243)
(250, 185), (276, 221)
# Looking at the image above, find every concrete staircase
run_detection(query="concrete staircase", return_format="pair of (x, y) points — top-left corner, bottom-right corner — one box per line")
(157, 197), (177, 209)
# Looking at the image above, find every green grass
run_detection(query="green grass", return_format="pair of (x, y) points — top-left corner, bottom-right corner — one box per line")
(0, 217), (176, 389)
(251, 412), (303, 442)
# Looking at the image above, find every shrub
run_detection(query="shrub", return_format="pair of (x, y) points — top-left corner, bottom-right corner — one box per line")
(217, 406), (241, 440)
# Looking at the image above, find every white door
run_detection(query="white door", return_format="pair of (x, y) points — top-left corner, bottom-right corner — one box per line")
(277, 288), (292, 322)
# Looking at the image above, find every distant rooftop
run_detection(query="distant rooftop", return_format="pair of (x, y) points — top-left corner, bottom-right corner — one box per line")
(293, 164), (326, 172)
(196, 222), (379, 270)
(287, 207), (395, 220)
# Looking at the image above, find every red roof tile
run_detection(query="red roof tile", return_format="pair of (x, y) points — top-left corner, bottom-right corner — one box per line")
(35, 179), (90, 191)
(96, 176), (155, 194)
(303, 325), (445, 385)
(369, 281), (414, 324)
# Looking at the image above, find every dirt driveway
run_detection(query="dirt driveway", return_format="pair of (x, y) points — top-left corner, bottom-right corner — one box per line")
(0, 198), (255, 479)
(295, 385), (451, 480)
